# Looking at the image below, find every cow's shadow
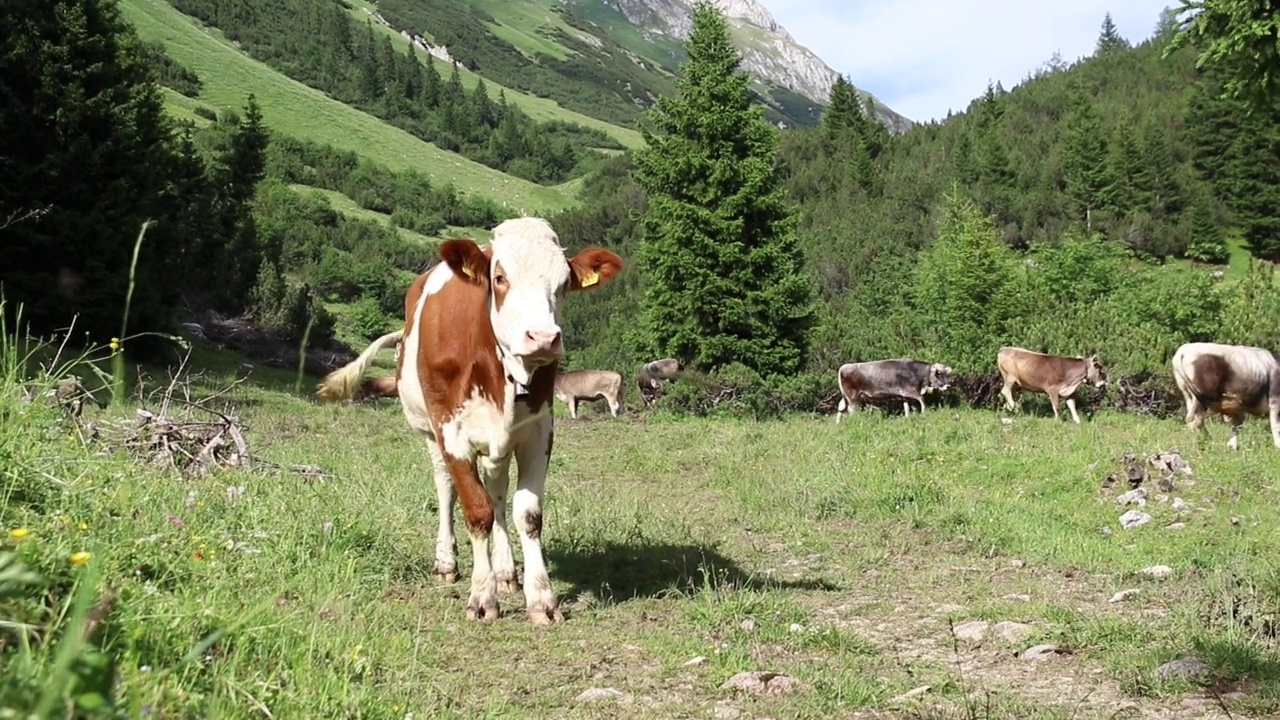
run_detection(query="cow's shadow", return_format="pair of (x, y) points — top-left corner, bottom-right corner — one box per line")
(546, 540), (841, 606)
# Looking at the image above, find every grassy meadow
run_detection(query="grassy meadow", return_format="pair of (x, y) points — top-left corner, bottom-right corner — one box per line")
(4, 331), (1280, 719)
(119, 0), (575, 215)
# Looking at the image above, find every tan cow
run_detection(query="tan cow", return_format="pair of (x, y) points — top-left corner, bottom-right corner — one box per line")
(638, 358), (680, 408)
(317, 217), (622, 624)
(1172, 341), (1280, 450)
(997, 346), (1108, 423)
(554, 369), (623, 419)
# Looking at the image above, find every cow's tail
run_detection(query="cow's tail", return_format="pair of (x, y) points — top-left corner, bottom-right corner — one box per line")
(315, 330), (403, 402)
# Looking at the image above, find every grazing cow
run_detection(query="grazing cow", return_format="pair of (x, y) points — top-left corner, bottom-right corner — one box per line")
(316, 218), (622, 624)
(997, 346), (1108, 424)
(638, 358), (681, 408)
(1171, 341), (1280, 450)
(834, 360), (952, 422)
(554, 369), (623, 419)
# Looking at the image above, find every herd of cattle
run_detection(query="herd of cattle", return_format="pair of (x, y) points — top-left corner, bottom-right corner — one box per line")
(315, 217), (1280, 624)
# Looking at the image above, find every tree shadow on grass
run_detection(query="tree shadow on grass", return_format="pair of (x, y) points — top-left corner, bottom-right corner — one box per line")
(546, 540), (842, 607)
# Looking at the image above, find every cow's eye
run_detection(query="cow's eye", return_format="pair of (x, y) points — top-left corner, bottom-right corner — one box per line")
(493, 274), (507, 287)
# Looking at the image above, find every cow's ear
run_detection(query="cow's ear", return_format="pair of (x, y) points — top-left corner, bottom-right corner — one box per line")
(568, 248), (623, 292)
(441, 239), (488, 286)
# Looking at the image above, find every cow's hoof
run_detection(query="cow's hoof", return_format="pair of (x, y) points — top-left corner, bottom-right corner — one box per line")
(434, 565), (458, 584)
(527, 603), (564, 625)
(496, 576), (521, 594)
(465, 597), (500, 622)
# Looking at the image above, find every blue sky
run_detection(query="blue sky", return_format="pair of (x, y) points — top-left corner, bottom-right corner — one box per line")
(767, 1), (1179, 123)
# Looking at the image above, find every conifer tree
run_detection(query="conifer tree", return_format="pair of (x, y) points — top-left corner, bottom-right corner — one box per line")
(629, 1), (815, 376)
(822, 76), (863, 139)
(1166, 0), (1280, 113)
(1095, 12), (1129, 55)
(1061, 93), (1117, 229)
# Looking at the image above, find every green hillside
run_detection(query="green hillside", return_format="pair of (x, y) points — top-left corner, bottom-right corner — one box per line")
(121, 0), (574, 214)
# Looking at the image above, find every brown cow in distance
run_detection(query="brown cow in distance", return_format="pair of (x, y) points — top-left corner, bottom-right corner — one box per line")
(1172, 341), (1280, 450)
(997, 346), (1108, 424)
(316, 217), (622, 624)
(554, 369), (623, 419)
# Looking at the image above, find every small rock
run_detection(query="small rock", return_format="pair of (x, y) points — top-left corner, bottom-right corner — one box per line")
(1100, 526), (1112, 536)
(993, 621), (1035, 644)
(1009, 558), (1026, 568)
(952, 620), (989, 642)
(1020, 644), (1062, 660)
(1139, 565), (1173, 579)
(720, 671), (807, 695)
(683, 656), (708, 667)
(575, 687), (625, 703)
(1166, 522), (1187, 530)
(1120, 510), (1152, 529)
(1172, 497), (1189, 511)
(738, 618), (756, 632)
(1158, 476), (1175, 492)
(788, 623), (804, 633)
(1154, 656), (1213, 682)
(1109, 588), (1141, 603)
(934, 603), (965, 615)
(1231, 516), (1241, 525)
(1003, 593), (1031, 602)
(887, 685), (931, 703)
(1116, 488), (1147, 506)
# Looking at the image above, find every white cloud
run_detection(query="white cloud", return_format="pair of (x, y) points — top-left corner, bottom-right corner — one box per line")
(767, 0), (1177, 123)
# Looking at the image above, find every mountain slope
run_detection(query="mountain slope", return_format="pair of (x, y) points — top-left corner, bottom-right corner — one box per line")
(121, 0), (575, 213)
(370, 0), (910, 131)
(570, 0), (911, 131)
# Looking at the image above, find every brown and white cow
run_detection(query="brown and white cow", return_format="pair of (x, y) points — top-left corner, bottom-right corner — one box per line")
(554, 369), (623, 419)
(638, 358), (681, 408)
(317, 217), (622, 624)
(1172, 341), (1280, 450)
(997, 346), (1108, 424)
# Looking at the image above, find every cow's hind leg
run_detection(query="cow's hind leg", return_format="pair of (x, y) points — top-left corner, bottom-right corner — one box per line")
(1228, 416), (1244, 451)
(1270, 399), (1280, 448)
(480, 455), (520, 594)
(426, 440), (458, 584)
(513, 422), (563, 625)
(1000, 381), (1018, 412)
(443, 453), (499, 621)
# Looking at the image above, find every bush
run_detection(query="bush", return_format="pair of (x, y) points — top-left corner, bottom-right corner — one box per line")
(251, 261), (335, 345)
(344, 297), (396, 343)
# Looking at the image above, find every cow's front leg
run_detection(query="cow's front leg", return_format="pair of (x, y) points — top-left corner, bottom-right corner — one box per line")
(513, 422), (563, 625)
(444, 453), (499, 621)
(1227, 416), (1244, 451)
(1047, 390), (1062, 421)
(426, 440), (457, 584)
(1065, 396), (1082, 424)
(1269, 401), (1280, 447)
(480, 455), (520, 594)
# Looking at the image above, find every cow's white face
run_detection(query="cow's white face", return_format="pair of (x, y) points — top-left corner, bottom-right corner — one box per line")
(441, 218), (623, 385)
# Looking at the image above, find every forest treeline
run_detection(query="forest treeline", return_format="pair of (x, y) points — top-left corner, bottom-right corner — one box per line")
(164, 0), (625, 185)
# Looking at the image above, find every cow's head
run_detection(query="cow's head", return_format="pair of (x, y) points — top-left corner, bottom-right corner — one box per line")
(1085, 355), (1108, 389)
(441, 218), (622, 384)
(926, 363), (953, 393)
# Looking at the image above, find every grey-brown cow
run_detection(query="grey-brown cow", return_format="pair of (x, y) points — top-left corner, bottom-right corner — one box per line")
(637, 358), (680, 409)
(997, 346), (1108, 424)
(1172, 341), (1280, 450)
(554, 369), (624, 419)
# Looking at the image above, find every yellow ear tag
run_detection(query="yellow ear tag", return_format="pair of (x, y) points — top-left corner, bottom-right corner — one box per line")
(580, 271), (599, 288)
(462, 265), (474, 278)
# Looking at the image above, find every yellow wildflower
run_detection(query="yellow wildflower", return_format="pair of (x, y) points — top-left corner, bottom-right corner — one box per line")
(69, 551), (92, 566)
(78, 522), (88, 531)
(108, 337), (120, 352)
(7, 528), (30, 542)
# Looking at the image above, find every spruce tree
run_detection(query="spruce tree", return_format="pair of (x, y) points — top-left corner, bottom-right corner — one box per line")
(629, 1), (815, 377)
(1061, 93), (1117, 230)
(822, 76), (862, 139)
(1095, 12), (1129, 55)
